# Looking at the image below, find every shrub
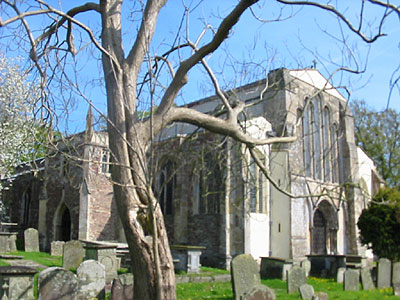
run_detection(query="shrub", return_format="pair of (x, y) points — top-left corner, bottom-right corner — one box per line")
(357, 187), (400, 261)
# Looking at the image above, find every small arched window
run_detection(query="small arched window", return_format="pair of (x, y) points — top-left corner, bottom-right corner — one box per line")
(158, 161), (175, 215)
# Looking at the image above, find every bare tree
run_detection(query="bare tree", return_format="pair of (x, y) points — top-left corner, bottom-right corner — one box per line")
(1, 1), (397, 299)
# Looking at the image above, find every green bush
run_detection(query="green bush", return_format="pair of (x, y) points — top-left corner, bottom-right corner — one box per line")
(357, 187), (400, 261)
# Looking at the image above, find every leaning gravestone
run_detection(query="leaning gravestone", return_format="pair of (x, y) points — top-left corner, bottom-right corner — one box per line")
(110, 273), (134, 300)
(63, 240), (85, 270)
(287, 266), (306, 294)
(24, 228), (39, 252)
(344, 269), (359, 291)
(51, 241), (65, 256)
(38, 267), (79, 300)
(377, 258), (391, 289)
(77, 260), (106, 300)
(360, 267), (375, 291)
(299, 284), (314, 300)
(392, 262), (400, 285)
(231, 254), (262, 300)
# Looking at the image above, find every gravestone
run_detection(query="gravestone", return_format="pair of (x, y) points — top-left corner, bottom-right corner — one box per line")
(360, 267), (375, 291)
(110, 273), (134, 300)
(242, 285), (276, 300)
(0, 266), (37, 300)
(63, 240), (85, 270)
(287, 266), (306, 294)
(299, 284), (314, 300)
(51, 241), (65, 256)
(24, 228), (39, 252)
(301, 260), (311, 278)
(392, 262), (400, 285)
(393, 282), (400, 296)
(336, 267), (345, 283)
(77, 260), (106, 300)
(344, 269), (359, 291)
(38, 267), (79, 300)
(231, 254), (261, 300)
(377, 258), (391, 289)
(312, 292), (328, 300)
(8, 234), (17, 252)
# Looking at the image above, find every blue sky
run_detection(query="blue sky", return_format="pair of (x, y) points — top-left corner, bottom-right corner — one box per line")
(1, 1), (399, 132)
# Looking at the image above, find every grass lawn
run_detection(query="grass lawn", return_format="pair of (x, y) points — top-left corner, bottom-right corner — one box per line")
(0, 251), (62, 268)
(177, 277), (400, 300)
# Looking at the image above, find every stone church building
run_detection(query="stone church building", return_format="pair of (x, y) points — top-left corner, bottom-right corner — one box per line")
(1, 68), (382, 268)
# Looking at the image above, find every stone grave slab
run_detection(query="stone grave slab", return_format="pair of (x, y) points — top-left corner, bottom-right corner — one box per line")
(287, 266), (306, 294)
(63, 240), (85, 270)
(231, 254), (261, 300)
(84, 241), (118, 283)
(377, 258), (391, 289)
(38, 267), (78, 300)
(299, 284), (314, 300)
(393, 261), (400, 285)
(24, 228), (39, 252)
(77, 260), (105, 300)
(242, 285), (276, 300)
(344, 269), (359, 291)
(360, 267), (375, 291)
(110, 273), (134, 300)
(51, 241), (65, 256)
(312, 291), (328, 300)
(0, 266), (37, 300)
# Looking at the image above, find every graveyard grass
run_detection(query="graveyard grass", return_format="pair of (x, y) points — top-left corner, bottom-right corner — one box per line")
(177, 277), (400, 299)
(2, 252), (400, 299)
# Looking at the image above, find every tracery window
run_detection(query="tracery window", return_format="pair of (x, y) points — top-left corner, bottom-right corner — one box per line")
(303, 97), (338, 182)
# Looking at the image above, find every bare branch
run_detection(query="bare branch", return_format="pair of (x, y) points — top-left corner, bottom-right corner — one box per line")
(276, 0), (386, 43)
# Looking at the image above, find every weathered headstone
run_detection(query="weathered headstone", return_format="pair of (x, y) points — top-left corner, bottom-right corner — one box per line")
(287, 266), (306, 294)
(8, 234), (17, 252)
(312, 291), (328, 300)
(336, 267), (345, 283)
(231, 254), (261, 300)
(393, 282), (400, 296)
(77, 260), (106, 300)
(301, 260), (311, 278)
(360, 267), (375, 291)
(299, 284), (314, 300)
(38, 267), (78, 300)
(0, 266), (37, 300)
(63, 240), (85, 270)
(110, 273), (134, 300)
(344, 269), (360, 291)
(51, 241), (65, 256)
(377, 258), (391, 289)
(392, 261), (400, 285)
(24, 228), (39, 252)
(242, 285), (276, 300)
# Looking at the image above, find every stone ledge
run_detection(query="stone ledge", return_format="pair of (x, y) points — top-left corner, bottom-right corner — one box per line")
(176, 274), (231, 283)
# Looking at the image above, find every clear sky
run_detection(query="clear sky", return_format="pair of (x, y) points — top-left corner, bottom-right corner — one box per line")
(1, 1), (399, 133)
